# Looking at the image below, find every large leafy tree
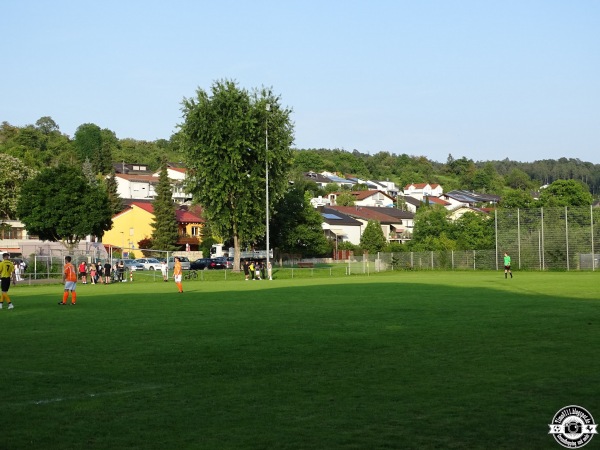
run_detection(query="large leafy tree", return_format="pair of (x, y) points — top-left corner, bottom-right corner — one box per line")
(180, 79), (294, 270)
(500, 189), (537, 209)
(538, 179), (593, 206)
(74, 123), (114, 175)
(271, 186), (329, 258)
(409, 205), (454, 251)
(0, 154), (38, 221)
(16, 165), (112, 250)
(151, 162), (179, 251)
(360, 220), (387, 254)
(452, 212), (495, 250)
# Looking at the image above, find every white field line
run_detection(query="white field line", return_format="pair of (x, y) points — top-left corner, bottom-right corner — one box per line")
(27, 384), (164, 406)
(4, 369), (164, 407)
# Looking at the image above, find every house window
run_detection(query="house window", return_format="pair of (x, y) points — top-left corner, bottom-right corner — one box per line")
(191, 226), (200, 237)
(0, 227), (23, 239)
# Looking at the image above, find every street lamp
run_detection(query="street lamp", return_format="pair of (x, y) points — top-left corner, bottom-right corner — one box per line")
(265, 103), (270, 279)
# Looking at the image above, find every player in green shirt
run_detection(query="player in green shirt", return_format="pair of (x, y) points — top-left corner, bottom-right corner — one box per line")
(503, 252), (513, 279)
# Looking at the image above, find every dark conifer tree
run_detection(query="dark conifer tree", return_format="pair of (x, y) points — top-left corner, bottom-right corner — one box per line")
(151, 162), (179, 251)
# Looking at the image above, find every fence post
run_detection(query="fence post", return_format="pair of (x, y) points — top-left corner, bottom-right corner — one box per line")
(592, 205), (596, 272)
(565, 206), (569, 271)
(517, 208), (521, 270)
(494, 209), (498, 271)
(451, 250), (454, 270)
(541, 207), (545, 270)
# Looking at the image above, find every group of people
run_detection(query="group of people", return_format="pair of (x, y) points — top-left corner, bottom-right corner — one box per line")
(243, 260), (273, 281)
(76, 260), (127, 284)
(0, 254), (186, 309)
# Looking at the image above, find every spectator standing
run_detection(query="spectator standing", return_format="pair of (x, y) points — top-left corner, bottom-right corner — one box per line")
(78, 261), (87, 284)
(161, 260), (168, 282)
(255, 261), (262, 280)
(0, 253), (16, 309)
(90, 263), (97, 284)
(249, 261), (255, 280)
(243, 260), (250, 281)
(103, 261), (112, 284)
(14, 261), (21, 281)
(117, 260), (125, 282)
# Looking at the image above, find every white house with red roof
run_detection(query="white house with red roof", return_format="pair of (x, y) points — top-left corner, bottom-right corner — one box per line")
(114, 163), (191, 204)
(328, 190), (395, 207)
(403, 183), (443, 201)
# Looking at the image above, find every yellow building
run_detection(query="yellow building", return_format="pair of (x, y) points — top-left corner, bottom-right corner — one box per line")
(103, 202), (204, 258)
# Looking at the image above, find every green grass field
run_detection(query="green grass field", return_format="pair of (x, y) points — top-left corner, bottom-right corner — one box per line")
(1, 271), (599, 449)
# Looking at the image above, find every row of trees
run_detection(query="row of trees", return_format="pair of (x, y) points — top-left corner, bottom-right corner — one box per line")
(2, 79), (600, 262)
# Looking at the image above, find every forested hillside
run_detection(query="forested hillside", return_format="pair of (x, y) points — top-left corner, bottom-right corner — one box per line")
(2, 117), (600, 198)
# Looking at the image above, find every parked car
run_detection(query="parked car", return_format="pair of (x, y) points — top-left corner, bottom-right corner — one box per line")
(134, 258), (162, 271)
(190, 258), (211, 270)
(122, 259), (145, 271)
(190, 258), (225, 270)
(214, 256), (233, 269)
(167, 256), (191, 270)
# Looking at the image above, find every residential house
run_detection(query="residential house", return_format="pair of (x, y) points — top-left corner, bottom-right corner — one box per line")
(395, 194), (420, 213)
(329, 190), (395, 208)
(115, 173), (157, 201)
(102, 201), (204, 257)
(114, 162), (153, 175)
(0, 219), (106, 258)
(423, 196), (452, 209)
(113, 162), (191, 204)
(329, 205), (415, 243)
(0, 219), (29, 254)
(320, 206), (363, 246)
(321, 172), (356, 189)
(441, 190), (501, 208)
(303, 171), (333, 188)
(310, 196), (331, 208)
(403, 183), (444, 201)
(373, 180), (400, 198)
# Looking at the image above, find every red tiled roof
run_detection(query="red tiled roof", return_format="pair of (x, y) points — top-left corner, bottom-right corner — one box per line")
(424, 197), (451, 206)
(124, 202), (204, 223)
(329, 206), (403, 223)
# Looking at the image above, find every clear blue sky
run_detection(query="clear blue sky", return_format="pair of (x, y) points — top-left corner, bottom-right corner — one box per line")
(2, 0), (599, 163)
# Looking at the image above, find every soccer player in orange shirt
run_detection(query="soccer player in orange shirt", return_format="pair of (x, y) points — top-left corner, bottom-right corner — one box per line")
(173, 257), (183, 293)
(60, 256), (78, 305)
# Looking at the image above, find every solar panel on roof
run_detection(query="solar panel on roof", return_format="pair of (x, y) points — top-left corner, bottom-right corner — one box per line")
(323, 213), (343, 220)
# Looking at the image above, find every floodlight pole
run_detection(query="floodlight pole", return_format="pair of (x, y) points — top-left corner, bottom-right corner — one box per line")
(265, 103), (270, 278)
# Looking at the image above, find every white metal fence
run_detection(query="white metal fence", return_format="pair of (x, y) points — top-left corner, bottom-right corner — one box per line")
(344, 206), (600, 272)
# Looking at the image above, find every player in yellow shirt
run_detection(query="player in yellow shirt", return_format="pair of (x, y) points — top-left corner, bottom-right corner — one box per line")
(0, 253), (17, 309)
(60, 256), (78, 305)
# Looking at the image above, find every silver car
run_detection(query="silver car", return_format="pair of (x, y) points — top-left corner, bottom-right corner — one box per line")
(121, 259), (145, 271)
(167, 256), (191, 270)
(133, 258), (162, 271)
